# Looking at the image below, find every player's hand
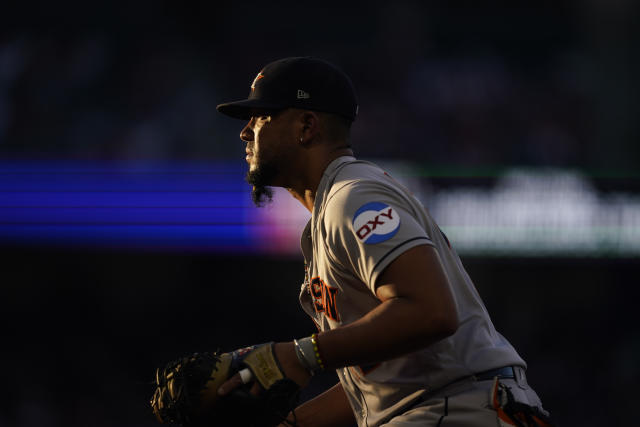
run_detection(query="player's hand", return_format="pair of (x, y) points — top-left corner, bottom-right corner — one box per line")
(217, 370), (262, 396)
(217, 342), (311, 396)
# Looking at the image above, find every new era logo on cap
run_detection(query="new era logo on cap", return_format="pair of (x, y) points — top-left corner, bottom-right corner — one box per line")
(216, 56), (358, 121)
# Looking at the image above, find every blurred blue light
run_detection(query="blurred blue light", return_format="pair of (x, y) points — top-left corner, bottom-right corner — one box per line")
(2, 161), (638, 256)
(0, 160), (262, 252)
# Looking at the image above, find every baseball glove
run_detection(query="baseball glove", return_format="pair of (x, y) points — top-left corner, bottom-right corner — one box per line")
(150, 343), (300, 427)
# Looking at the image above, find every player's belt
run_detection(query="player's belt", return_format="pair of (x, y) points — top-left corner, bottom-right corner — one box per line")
(474, 366), (515, 381)
(393, 366), (522, 421)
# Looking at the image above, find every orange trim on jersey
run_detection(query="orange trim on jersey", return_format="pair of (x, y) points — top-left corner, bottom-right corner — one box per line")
(323, 285), (340, 321)
(491, 379), (517, 425)
(310, 277), (325, 314)
(490, 379), (553, 427)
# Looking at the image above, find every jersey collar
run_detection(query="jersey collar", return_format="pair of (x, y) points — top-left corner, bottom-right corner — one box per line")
(313, 155), (356, 215)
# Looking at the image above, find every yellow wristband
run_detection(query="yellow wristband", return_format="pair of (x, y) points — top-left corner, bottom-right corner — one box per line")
(310, 333), (325, 370)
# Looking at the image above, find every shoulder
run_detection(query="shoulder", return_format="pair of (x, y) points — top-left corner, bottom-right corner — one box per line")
(326, 160), (391, 199)
(325, 162), (386, 208)
(322, 161), (412, 225)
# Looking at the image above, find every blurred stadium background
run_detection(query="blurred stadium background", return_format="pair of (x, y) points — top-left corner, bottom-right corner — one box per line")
(1, 1), (638, 426)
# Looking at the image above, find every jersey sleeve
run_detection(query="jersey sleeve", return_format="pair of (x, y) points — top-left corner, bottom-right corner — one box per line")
(323, 180), (435, 294)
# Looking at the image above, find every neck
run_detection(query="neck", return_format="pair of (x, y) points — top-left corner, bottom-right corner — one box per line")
(286, 147), (353, 212)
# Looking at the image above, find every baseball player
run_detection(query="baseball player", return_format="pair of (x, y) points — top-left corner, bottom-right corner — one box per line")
(216, 57), (553, 426)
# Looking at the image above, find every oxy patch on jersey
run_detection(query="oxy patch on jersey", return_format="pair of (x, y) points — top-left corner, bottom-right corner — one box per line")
(352, 202), (400, 244)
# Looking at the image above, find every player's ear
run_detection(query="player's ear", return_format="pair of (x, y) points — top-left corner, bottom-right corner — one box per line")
(298, 110), (320, 145)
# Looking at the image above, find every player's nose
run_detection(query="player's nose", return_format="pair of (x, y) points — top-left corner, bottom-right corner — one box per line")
(240, 120), (254, 143)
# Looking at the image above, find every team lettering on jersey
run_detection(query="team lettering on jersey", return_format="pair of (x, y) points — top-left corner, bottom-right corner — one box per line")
(309, 277), (340, 322)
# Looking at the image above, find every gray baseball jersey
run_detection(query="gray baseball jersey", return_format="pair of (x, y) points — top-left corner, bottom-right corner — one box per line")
(298, 156), (526, 427)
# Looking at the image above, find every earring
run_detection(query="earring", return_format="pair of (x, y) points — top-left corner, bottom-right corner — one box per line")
(299, 136), (303, 143)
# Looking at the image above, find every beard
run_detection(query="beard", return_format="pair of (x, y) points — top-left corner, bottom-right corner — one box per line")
(246, 159), (277, 207)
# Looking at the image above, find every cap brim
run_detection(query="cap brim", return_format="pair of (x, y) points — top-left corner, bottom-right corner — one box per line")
(216, 99), (286, 120)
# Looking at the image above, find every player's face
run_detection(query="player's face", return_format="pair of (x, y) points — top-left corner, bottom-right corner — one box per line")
(240, 110), (296, 206)
(242, 113), (275, 173)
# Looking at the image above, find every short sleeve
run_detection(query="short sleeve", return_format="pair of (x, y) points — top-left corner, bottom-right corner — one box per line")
(323, 181), (434, 294)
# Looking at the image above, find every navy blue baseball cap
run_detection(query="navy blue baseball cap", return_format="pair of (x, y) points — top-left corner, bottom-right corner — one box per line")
(216, 56), (358, 121)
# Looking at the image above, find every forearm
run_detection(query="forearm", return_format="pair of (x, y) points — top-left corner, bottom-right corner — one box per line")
(282, 382), (355, 427)
(272, 246), (457, 408)
(318, 296), (455, 370)
(314, 245), (458, 370)
(277, 296), (450, 426)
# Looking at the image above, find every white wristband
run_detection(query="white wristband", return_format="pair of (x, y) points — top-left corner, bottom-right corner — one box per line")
(295, 336), (321, 372)
(293, 339), (312, 372)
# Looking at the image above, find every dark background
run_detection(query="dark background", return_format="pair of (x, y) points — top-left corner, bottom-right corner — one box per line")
(1, 1), (639, 426)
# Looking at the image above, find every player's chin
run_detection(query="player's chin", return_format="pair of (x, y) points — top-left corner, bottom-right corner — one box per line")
(246, 161), (276, 186)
